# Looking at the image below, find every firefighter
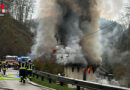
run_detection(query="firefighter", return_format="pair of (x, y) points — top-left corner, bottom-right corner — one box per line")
(1, 58), (7, 76)
(6, 61), (8, 69)
(27, 60), (34, 81)
(19, 59), (27, 83)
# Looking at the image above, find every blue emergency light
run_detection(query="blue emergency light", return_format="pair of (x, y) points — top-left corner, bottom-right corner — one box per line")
(17, 56), (31, 61)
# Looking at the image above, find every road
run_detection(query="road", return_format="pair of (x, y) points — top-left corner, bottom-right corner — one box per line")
(0, 68), (55, 90)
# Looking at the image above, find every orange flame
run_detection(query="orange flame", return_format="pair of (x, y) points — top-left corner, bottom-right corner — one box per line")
(87, 66), (93, 73)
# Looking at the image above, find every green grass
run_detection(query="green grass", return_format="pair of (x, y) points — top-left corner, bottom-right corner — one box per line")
(32, 77), (75, 90)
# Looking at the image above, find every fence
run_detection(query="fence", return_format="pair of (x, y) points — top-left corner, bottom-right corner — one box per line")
(32, 70), (129, 90)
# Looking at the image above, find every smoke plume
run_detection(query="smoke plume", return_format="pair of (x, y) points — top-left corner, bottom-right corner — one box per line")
(31, 0), (103, 66)
(80, 0), (101, 65)
(31, 0), (130, 66)
(31, 0), (62, 58)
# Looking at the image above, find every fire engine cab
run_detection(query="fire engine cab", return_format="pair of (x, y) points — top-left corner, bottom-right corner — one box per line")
(0, 1), (7, 14)
(5, 55), (18, 67)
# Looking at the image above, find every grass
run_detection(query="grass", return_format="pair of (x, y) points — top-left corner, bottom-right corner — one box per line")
(32, 77), (75, 90)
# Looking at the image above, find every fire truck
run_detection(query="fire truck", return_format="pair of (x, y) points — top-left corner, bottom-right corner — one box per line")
(5, 55), (18, 67)
(0, 0), (7, 14)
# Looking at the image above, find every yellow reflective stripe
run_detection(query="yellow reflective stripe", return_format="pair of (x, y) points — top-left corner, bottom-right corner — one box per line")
(27, 69), (32, 70)
(20, 62), (26, 69)
(20, 67), (26, 69)
(27, 64), (32, 70)
(2, 61), (6, 64)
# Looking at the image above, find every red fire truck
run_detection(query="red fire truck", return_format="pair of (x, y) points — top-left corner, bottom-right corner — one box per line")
(0, 2), (6, 14)
(5, 55), (18, 67)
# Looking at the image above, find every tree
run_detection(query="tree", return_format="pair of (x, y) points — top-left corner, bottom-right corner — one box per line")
(3, 0), (35, 23)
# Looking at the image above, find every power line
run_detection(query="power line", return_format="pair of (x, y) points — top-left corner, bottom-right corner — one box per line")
(85, 22), (117, 39)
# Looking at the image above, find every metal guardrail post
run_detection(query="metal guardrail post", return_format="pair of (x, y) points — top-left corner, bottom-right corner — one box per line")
(41, 76), (44, 81)
(76, 86), (80, 90)
(48, 78), (52, 83)
(36, 74), (39, 79)
(60, 82), (64, 86)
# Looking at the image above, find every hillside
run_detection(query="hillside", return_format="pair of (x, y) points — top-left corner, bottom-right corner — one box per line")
(0, 14), (33, 57)
(100, 19), (130, 87)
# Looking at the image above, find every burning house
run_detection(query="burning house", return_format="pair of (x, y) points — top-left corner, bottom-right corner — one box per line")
(53, 0), (101, 82)
(55, 44), (99, 85)
(31, 0), (102, 83)
(30, 0), (130, 87)
(64, 65), (97, 81)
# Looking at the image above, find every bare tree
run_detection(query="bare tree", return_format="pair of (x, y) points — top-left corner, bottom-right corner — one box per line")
(3, 0), (35, 23)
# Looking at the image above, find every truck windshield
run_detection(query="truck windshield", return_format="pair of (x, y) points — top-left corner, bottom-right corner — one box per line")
(6, 57), (17, 60)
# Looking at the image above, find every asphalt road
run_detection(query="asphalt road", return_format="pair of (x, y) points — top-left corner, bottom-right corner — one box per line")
(0, 68), (55, 90)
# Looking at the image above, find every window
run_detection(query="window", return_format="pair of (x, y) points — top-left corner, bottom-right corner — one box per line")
(77, 67), (80, 72)
(72, 67), (74, 72)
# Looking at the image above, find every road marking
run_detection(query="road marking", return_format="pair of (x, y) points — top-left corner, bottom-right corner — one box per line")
(0, 73), (20, 80)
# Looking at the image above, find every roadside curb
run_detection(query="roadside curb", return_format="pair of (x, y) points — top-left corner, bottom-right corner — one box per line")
(28, 81), (56, 90)
(0, 87), (13, 90)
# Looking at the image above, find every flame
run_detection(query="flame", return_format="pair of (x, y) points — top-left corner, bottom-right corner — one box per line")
(87, 66), (93, 73)
(83, 68), (86, 73)
(52, 48), (56, 51)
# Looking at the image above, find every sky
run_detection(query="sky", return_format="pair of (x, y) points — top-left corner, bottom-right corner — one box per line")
(32, 0), (40, 19)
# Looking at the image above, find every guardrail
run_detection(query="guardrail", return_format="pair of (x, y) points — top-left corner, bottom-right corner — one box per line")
(32, 70), (129, 90)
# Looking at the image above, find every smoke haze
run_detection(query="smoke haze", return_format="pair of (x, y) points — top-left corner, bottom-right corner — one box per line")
(99, 0), (130, 28)
(31, 0), (130, 66)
